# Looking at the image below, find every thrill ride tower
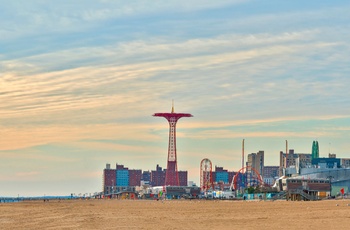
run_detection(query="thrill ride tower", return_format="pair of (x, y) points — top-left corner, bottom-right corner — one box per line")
(153, 104), (193, 186)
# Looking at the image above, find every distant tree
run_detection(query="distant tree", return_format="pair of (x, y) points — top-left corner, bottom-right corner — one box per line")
(247, 187), (255, 194)
(254, 186), (261, 193)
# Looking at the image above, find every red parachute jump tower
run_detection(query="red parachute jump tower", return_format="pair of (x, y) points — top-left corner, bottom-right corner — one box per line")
(153, 103), (192, 186)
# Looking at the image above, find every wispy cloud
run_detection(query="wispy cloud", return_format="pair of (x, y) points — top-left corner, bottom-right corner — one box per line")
(0, 0), (249, 41)
(188, 130), (330, 140)
(15, 171), (40, 177)
(1, 0), (350, 195)
(0, 123), (160, 151)
(2, 28), (350, 137)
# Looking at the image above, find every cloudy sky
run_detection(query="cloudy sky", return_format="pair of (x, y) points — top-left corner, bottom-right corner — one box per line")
(1, 0), (350, 196)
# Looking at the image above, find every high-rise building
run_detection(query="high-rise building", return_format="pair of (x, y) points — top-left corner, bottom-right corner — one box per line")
(262, 166), (279, 185)
(256, 151), (264, 176)
(247, 153), (255, 169)
(279, 150), (312, 176)
(103, 163), (143, 194)
(141, 171), (151, 185)
(103, 164), (116, 194)
(178, 171), (188, 186)
(151, 164), (166, 186)
(246, 151), (264, 186)
(298, 153), (312, 168)
(129, 169), (142, 186)
(247, 150), (264, 176)
(263, 166), (279, 178)
(116, 164), (129, 186)
(211, 166), (236, 187)
(214, 166), (229, 183)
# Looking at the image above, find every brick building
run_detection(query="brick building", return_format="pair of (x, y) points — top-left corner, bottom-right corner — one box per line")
(263, 166), (279, 185)
(178, 171), (188, 186)
(103, 164), (116, 194)
(129, 169), (142, 186)
(151, 164), (166, 186)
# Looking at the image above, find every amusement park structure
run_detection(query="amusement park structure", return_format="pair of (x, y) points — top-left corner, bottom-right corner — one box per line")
(200, 158), (214, 191)
(230, 166), (264, 191)
(153, 103), (192, 186)
(233, 139), (264, 191)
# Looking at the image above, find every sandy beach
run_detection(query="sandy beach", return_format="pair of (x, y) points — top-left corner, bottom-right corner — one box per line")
(1, 199), (350, 229)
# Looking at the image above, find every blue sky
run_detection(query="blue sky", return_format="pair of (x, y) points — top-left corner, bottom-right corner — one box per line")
(1, 0), (350, 196)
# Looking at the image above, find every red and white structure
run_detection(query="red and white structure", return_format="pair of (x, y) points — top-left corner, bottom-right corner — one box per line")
(200, 158), (213, 191)
(153, 104), (192, 186)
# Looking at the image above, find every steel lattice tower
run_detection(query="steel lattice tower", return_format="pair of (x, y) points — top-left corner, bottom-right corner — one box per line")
(153, 104), (192, 186)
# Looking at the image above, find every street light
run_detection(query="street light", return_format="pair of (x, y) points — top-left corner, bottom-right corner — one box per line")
(111, 179), (114, 198)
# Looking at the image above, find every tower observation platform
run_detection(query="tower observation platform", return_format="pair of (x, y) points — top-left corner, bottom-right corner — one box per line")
(153, 105), (192, 186)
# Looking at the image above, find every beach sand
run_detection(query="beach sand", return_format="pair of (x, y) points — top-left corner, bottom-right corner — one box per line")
(1, 199), (349, 229)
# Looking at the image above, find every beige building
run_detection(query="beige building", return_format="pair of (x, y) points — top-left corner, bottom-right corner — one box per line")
(247, 150), (264, 176)
(279, 150), (312, 177)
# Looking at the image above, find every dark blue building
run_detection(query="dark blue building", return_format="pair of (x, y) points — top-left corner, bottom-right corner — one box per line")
(312, 158), (341, 169)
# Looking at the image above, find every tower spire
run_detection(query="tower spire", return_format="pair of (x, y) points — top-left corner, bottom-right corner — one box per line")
(171, 100), (174, 113)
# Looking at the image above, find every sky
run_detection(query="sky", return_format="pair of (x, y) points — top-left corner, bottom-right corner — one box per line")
(1, 0), (350, 196)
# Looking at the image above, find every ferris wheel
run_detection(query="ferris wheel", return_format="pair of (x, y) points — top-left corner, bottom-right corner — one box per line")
(200, 158), (214, 191)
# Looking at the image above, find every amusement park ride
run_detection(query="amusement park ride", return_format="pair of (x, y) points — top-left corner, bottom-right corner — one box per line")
(200, 139), (266, 197)
(200, 159), (264, 193)
(153, 102), (192, 186)
(154, 103), (268, 196)
(231, 166), (264, 191)
(200, 158), (214, 191)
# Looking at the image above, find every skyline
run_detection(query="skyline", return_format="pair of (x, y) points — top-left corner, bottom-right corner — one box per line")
(1, 0), (350, 196)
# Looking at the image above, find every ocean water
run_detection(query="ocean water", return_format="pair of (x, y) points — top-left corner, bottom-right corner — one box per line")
(0, 196), (76, 203)
(0, 199), (21, 203)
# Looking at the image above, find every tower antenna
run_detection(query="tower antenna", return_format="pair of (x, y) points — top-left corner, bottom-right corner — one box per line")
(171, 100), (174, 113)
